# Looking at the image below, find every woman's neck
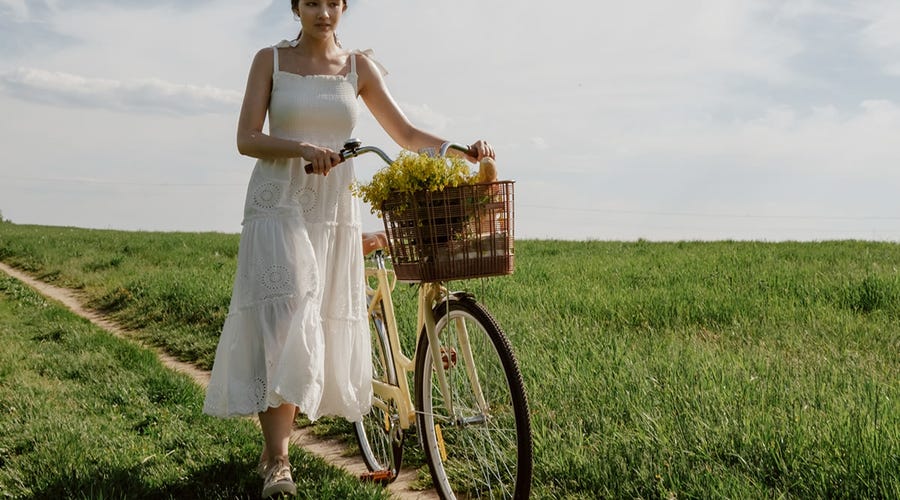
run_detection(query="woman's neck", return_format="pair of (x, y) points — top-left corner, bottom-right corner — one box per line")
(294, 34), (341, 58)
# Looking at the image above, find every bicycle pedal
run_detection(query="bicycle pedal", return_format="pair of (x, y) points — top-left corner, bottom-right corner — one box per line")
(360, 469), (396, 484)
(441, 347), (458, 369)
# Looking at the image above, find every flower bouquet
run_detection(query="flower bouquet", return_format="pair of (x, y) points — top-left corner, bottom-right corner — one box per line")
(353, 151), (515, 282)
(352, 151), (476, 216)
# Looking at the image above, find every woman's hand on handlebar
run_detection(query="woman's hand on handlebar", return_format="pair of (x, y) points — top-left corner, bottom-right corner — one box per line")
(466, 139), (495, 162)
(299, 142), (343, 175)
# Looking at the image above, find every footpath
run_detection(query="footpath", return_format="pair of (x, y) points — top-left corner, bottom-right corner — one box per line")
(0, 261), (437, 500)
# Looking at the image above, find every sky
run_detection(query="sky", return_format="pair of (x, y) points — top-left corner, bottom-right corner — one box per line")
(2, 0), (900, 241)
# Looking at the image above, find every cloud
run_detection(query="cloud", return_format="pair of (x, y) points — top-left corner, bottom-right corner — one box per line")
(854, 1), (900, 76)
(0, 1), (75, 55)
(0, 67), (241, 115)
(603, 98), (900, 179)
(252, 1), (296, 41)
(2, 0), (899, 241)
(0, 0), (220, 58)
(17, 0), (212, 12)
(1, 0), (29, 19)
(398, 101), (451, 133)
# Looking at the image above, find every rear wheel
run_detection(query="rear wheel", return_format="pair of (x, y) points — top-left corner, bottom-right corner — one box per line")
(354, 301), (403, 481)
(414, 296), (532, 499)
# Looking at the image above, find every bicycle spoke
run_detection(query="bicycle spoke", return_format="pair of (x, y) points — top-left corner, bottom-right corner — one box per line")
(415, 298), (532, 499)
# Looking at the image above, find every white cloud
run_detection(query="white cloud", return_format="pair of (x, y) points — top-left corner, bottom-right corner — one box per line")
(398, 101), (451, 133)
(857, 1), (900, 46)
(855, 1), (900, 76)
(604, 98), (900, 176)
(2, 0), (900, 240)
(0, 0), (27, 19)
(0, 67), (241, 115)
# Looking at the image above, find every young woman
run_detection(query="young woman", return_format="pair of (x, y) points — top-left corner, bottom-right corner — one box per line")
(202, 1), (494, 497)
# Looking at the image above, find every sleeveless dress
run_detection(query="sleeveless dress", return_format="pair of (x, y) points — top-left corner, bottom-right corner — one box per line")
(203, 41), (376, 422)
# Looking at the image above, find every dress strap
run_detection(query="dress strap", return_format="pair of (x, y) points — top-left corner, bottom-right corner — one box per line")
(349, 53), (357, 76)
(349, 49), (389, 77)
(272, 46), (280, 75)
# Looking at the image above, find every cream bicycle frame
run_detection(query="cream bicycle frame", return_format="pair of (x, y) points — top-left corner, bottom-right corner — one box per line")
(365, 252), (489, 431)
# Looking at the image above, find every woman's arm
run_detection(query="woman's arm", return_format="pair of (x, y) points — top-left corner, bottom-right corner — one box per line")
(356, 54), (494, 161)
(235, 48), (342, 171)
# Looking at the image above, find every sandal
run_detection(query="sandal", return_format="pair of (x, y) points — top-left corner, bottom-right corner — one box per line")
(262, 456), (296, 498)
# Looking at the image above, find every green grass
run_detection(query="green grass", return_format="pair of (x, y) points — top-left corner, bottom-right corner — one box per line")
(0, 225), (237, 370)
(1, 222), (898, 498)
(0, 269), (388, 498)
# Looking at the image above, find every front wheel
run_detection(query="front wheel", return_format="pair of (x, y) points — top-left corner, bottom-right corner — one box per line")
(414, 296), (532, 499)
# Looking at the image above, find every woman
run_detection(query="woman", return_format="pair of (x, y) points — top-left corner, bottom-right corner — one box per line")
(202, 0), (494, 497)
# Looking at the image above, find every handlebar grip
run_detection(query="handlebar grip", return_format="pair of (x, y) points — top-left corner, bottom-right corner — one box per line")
(440, 142), (479, 159)
(304, 150), (349, 174)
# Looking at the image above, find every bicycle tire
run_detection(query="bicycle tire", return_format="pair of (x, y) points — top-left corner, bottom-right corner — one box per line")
(414, 295), (532, 499)
(354, 299), (403, 480)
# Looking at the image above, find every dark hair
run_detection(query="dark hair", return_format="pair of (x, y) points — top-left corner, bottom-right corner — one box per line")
(291, 0), (347, 42)
(291, 1), (347, 10)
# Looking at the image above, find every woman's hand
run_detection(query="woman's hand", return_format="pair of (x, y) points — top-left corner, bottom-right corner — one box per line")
(300, 143), (343, 175)
(467, 140), (495, 162)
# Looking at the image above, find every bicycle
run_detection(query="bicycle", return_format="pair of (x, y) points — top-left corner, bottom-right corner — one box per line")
(333, 139), (533, 499)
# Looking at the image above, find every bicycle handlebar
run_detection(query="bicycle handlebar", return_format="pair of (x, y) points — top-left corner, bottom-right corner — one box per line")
(304, 138), (476, 174)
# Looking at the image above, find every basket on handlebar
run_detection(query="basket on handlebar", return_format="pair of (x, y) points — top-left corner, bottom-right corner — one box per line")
(381, 181), (515, 282)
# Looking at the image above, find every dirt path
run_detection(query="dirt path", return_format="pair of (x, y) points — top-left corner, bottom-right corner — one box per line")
(0, 261), (437, 500)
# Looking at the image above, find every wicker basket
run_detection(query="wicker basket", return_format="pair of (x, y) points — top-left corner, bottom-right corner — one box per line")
(381, 181), (515, 282)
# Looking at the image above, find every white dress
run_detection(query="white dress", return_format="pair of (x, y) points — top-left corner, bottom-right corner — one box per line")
(203, 41), (373, 422)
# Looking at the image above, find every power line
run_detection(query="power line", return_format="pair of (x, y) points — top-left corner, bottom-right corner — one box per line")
(2, 176), (898, 223)
(520, 204), (900, 221)
(0, 174), (243, 187)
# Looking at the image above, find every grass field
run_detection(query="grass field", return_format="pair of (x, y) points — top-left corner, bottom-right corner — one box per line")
(1, 221), (898, 498)
(0, 267), (388, 498)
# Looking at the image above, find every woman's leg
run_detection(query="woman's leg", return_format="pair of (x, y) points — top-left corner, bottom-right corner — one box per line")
(258, 404), (296, 466)
(258, 404), (299, 497)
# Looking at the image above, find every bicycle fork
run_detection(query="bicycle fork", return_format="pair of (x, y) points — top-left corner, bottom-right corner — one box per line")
(418, 285), (491, 425)
(419, 284), (454, 418)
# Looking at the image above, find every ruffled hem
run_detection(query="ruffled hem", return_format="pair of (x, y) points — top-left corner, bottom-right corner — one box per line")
(202, 298), (372, 422)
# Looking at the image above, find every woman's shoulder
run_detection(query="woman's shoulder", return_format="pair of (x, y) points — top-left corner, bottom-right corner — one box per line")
(253, 46), (274, 59)
(252, 40), (292, 58)
(253, 40), (290, 55)
(350, 49), (389, 78)
(247, 45), (277, 76)
(252, 40), (294, 60)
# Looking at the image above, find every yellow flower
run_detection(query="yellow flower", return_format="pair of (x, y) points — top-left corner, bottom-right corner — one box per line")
(352, 151), (476, 216)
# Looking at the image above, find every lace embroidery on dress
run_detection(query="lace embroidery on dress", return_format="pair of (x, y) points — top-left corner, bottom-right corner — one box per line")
(296, 187), (318, 214)
(260, 264), (293, 299)
(254, 376), (267, 407)
(252, 182), (284, 210)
